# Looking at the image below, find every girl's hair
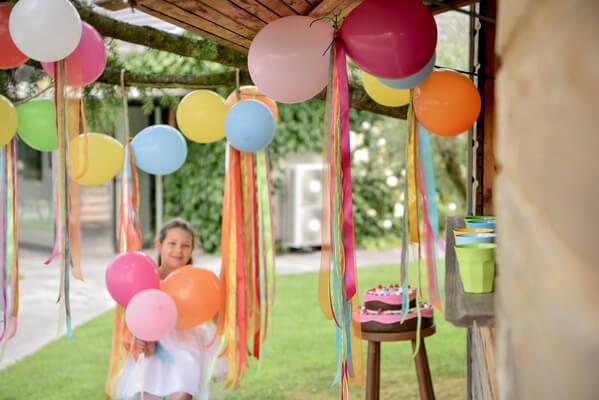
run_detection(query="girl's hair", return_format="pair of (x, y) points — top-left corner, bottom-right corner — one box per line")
(156, 218), (196, 266)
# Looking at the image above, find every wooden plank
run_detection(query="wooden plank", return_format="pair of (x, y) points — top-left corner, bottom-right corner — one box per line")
(168, 0), (258, 39)
(198, 0), (266, 31)
(280, 0), (313, 14)
(427, 0), (479, 15)
(309, 0), (360, 18)
(227, 0), (280, 22)
(444, 216), (494, 327)
(93, 0), (130, 11)
(139, 0), (253, 47)
(136, 3), (250, 52)
(257, 0), (297, 16)
(480, 0), (497, 215)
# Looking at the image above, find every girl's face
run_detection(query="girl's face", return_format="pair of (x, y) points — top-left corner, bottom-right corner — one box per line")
(156, 227), (193, 270)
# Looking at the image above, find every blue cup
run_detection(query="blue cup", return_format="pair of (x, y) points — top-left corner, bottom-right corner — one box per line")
(455, 232), (496, 245)
(465, 220), (496, 230)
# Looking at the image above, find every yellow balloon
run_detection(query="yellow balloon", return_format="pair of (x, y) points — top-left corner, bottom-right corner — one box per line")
(176, 90), (228, 143)
(362, 72), (410, 107)
(0, 95), (18, 147)
(69, 133), (124, 186)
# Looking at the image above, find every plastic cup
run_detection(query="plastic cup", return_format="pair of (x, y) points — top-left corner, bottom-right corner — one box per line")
(455, 243), (496, 293)
(454, 228), (494, 235)
(464, 215), (496, 221)
(465, 219), (496, 230)
(454, 232), (496, 246)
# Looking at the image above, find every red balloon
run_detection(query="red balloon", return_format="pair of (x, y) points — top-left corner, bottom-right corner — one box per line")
(340, 0), (437, 79)
(0, 4), (28, 70)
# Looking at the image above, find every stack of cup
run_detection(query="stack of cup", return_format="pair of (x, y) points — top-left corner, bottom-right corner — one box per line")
(454, 216), (496, 293)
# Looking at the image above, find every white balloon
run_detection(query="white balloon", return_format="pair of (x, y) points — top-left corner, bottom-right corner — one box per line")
(9, 0), (82, 62)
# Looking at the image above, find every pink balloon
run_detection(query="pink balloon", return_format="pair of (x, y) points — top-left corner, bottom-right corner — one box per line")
(340, 0), (437, 79)
(105, 251), (160, 307)
(248, 16), (332, 104)
(42, 22), (106, 86)
(125, 289), (177, 341)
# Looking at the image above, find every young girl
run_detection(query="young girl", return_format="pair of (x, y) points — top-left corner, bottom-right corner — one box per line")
(115, 218), (222, 400)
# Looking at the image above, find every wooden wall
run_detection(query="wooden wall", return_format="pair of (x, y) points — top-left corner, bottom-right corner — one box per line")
(494, 0), (599, 398)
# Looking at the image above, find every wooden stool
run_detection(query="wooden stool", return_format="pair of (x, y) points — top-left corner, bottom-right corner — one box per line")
(362, 325), (436, 400)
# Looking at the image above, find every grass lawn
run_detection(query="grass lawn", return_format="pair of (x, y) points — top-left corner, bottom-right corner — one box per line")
(0, 263), (465, 400)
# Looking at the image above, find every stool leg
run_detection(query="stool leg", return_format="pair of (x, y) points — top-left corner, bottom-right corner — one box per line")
(366, 341), (381, 400)
(412, 339), (435, 400)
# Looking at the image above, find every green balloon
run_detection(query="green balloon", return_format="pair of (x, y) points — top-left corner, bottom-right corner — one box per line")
(16, 99), (58, 152)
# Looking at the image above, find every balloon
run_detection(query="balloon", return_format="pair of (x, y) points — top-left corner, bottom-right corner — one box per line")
(225, 100), (275, 153)
(161, 266), (223, 329)
(380, 52), (436, 90)
(413, 70), (482, 136)
(105, 251), (161, 307)
(226, 86), (278, 121)
(42, 22), (106, 86)
(340, 0), (437, 79)
(131, 125), (187, 175)
(248, 16), (332, 104)
(176, 90), (227, 143)
(69, 133), (124, 186)
(0, 4), (28, 69)
(362, 72), (410, 107)
(9, 0), (82, 63)
(125, 289), (177, 341)
(0, 95), (17, 147)
(16, 99), (57, 151)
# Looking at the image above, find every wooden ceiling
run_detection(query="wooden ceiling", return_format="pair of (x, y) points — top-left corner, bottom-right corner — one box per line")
(94, 0), (476, 53)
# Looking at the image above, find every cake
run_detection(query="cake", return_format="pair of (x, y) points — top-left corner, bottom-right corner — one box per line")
(356, 302), (434, 333)
(363, 284), (417, 311)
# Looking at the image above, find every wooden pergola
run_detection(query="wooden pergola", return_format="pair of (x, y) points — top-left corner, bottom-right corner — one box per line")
(95, 0), (477, 52)
(91, 1), (498, 399)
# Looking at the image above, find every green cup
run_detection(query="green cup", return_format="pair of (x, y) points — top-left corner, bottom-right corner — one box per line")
(455, 243), (496, 293)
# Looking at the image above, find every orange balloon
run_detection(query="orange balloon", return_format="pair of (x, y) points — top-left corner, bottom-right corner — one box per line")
(413, 70), (481, 136)
(226, 85), (278, 121)
(160, 265), (224, 329)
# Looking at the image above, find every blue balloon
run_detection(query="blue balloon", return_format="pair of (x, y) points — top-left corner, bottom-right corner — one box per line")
(225, 99), (275, 153)
(131, 125), (187, 175)
(379, 52), (436, 90)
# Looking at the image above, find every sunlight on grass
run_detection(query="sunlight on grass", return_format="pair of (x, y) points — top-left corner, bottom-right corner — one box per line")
(0, 263), (464, 400)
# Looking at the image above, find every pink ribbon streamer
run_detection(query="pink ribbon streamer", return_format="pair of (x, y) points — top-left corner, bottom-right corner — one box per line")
(417, 162), (442, 311)
(335, 42), (357, 301)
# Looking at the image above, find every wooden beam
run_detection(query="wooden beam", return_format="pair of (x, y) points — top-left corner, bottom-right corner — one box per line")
(93, 0), (131, 11)
(72, 1), (250, 66)
(138, 0), (253, 47)
(426, 0), (479, 15)
(309, 0), (361, 18)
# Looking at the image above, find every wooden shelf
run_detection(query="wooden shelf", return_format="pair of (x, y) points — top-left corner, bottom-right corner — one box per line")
(444, 216), (494, 327)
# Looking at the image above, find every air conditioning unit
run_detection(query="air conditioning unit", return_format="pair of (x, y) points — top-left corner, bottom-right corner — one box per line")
(279, 163), (323, 249)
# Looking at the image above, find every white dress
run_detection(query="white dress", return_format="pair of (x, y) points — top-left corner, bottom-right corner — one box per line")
(115, 324), (221, 400)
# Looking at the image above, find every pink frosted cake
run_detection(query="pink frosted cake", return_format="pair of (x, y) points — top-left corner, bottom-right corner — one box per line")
(356, 302), (434, 333)
(364, 284), (417, 311)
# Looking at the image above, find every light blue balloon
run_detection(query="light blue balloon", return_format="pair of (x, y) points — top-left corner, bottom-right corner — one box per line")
(131, 125), (187, 175)
(455, 233), (496, 246)
(225, 99), (275, 153)
(380, 52), (436, 90)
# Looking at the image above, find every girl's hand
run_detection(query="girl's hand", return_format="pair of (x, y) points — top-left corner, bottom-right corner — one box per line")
(134, 338), (146, 355)
(145, 341), (157, 357)
(134, 339), (157, 357)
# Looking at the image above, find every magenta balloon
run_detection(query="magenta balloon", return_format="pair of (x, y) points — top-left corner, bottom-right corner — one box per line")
(340, 0), (437, 79)
(248, 16), (332, 104)
(125, 289), (177, 341)
(105, 251), (160, 307)
(42, 22), (106, 86)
